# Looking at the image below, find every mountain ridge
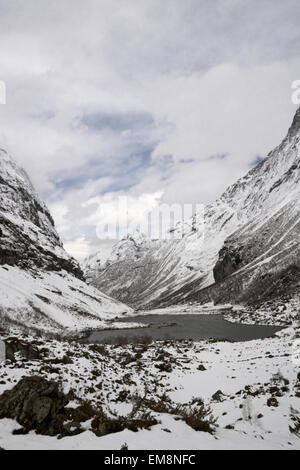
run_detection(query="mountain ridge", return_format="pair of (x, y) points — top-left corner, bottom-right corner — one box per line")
(0, 149), (132, 333)
(83, 106), (300, 310)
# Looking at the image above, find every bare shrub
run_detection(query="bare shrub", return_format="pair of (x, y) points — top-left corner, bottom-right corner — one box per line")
(130, 394), (217, 434)
(174, 398), (217, 434)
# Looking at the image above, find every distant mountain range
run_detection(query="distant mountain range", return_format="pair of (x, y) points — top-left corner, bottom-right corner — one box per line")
(83, 107), (300, 311)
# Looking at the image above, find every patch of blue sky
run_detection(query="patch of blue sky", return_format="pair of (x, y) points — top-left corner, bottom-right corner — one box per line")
(250, 155), (263, 167)
(49, 143), (162, 196)
(81, 111), (154, 133)
(208, 153), (228, 160)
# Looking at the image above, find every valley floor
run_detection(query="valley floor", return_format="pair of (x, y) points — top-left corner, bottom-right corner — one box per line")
(0, 310), (299, 450)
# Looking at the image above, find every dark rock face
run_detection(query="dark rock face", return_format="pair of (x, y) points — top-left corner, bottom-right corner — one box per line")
(213, 246), (243, 282)
(0, 149), (83, 279)
(209, 200), (300, 305)
(0, 376), (70, 436)
(0, 219), (83, 277)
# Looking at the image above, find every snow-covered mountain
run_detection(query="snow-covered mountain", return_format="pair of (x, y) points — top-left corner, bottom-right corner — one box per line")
(82, 231), (178, 306)
(0, 149), (132, 333)
(84, 107), (300, 310)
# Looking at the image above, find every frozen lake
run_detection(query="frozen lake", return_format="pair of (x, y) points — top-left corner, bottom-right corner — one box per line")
(86, 313), (283, 344)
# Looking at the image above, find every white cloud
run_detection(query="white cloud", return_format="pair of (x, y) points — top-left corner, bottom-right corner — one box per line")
(63, 237), (90, 261)
(143, 58), (300, 203)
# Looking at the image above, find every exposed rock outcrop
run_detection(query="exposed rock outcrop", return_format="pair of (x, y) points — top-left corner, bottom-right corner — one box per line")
(0, 149), (82, 278)
(0, 376), (70, 436)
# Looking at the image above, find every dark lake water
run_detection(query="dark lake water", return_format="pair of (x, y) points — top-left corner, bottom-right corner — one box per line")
(86, 314), (283, 344)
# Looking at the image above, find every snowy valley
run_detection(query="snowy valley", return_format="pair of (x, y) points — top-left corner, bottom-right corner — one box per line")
(0, 108), (299, 450)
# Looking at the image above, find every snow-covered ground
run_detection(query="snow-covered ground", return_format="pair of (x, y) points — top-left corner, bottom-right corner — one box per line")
(0, 319), (299, 450)
(126, 299), (298, 328)
(131, 303), (233, 316)
(0, 265), (133, 334)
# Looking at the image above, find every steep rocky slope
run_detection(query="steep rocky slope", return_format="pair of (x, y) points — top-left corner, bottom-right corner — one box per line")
(84, 107), (300, 310)
(83, 232), (181, 307)
(0, 149), (131, 333)
(0, 149), (81, 277)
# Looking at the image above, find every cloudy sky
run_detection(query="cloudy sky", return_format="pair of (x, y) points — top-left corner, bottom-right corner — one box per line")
(0, 0), (299, 260)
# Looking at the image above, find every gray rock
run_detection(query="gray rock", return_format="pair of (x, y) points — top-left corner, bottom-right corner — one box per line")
(0, 376), (69, 435)
(4, 337), (41, 362)
(212, 390), (225, 402)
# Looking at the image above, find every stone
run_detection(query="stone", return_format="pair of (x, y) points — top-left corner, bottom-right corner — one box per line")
(0, 376), (69, 435)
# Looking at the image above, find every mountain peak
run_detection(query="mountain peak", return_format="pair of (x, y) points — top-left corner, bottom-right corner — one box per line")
(84, 106), (300, 309)
(0, 148), (33, 189)
(0, 148), (50, 224)
(287, 106), (300, 138)
(126, 230), (148, 244)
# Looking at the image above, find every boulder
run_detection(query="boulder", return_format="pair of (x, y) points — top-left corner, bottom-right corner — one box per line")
(0, 376), (69, 435)
(212, 390), (226, 402)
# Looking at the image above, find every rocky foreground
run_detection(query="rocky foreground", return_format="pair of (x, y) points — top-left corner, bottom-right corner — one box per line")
(0, 311), (299, 450)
